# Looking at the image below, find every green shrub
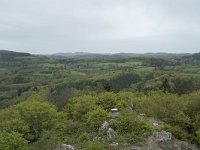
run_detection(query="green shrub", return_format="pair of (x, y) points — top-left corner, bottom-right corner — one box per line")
(0, 108), (29, 134)
(115, 110), (152, 135)
(86, 108), (108, 131)
(96, 92), (117, 111)
(0, 97), (58, 142)
(78, 132), (90, 142)
(15, 99), (58, 141)
(0, 132), (28, 150)
(165, 125), (190, 140)
(67, 95), (98, 121)
(197, 129), (200, 144)
(83, 141), (106, 150)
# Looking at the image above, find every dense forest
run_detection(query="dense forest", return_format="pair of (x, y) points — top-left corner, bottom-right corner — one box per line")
(0, 50), (200, 150)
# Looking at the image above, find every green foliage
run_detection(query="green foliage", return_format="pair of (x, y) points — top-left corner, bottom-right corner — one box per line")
(171, 77), (195, 95)
(30, 130), (62, 150)
(86, 107), (108, 131)
(0, 95), (58, 143)
(161, 78), (171, 93)
(0, 132), (28, 150)
(187, 92), (200, 119)
(15, 99), (58, 141)
(78, 132), (90, 143)
(66, 95), (98, 121)
(96, 92), (117, 111)
(172, 111), (191, 130)
(0, 108), (29, 134)
(108, 73), (141, 92)
(1, 50), (200, 148)
(165, 125), (192, 141)
(197, 129), (200, 144)
(138, 92), (186, 122)
(83, 141), (106, 150)
(115, 110), (152, 135)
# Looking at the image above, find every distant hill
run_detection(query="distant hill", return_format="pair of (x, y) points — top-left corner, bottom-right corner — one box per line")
(52, 52), (99, 57)
(185, 52), (200, 59)
(112, 52), (189, 58)
(0, 50), (31, 61)
(51, 52), (189, 59)
(182, 52), (200, 65)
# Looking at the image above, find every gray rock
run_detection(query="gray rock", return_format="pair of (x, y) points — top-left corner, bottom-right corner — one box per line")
(107, 128), (116, 141)
(109, 119), (117, 126)
(147, 131), (199, 150)
(99, 121), (109, 132)
(110, 142), (118, 149)
(154, 131), (172, 142)
(130, 146), (143, 150)
(60, 144), (75, 150)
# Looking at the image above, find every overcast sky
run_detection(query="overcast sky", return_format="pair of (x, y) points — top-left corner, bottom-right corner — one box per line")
(0, 0), (200, 54)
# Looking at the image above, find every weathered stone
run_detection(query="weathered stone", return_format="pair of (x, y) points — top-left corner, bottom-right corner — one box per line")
(109, 119), (117, 126)
(110, 142), (118, 149)
(99, 121), (109, 132)
(130, 146), (143, 150)
(153, 122), (159, 127)
(147, 131), (199, 150)
(107, 128), (116, 141)
(60, 144), (75, 150)
(155, 131), (172, 142)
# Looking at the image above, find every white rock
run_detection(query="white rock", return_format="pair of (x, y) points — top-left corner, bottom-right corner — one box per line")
(60, 144), (75, 150)
(110, 142), (118, 149)
(153, 122), (159, 127)
(107, 128), (116, 141)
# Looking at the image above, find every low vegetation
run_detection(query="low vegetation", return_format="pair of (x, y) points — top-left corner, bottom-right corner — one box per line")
(0, 50), (200, 149)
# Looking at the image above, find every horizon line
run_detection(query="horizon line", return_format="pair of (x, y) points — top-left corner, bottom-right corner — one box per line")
(0, 49), (199, 55)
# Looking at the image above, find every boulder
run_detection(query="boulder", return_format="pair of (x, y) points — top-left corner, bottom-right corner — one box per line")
(60, 144), (75, 150)
(109, 119), (117, 126)
(110, 142), (118, 149)
(147, 131), (199, 150)
(99, 121), (109, 132)
(107, 128), (116, 141)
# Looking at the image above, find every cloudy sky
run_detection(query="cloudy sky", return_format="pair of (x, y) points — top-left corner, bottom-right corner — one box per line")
(0, 0), (200, 54)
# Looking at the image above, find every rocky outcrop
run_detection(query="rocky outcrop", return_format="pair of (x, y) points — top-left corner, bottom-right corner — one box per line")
(109, 142), (119, 149)
(54, 144), (75, 150)
(99, 119), (117, 141)
(130, 131), (199, 150)
(107, 127), (117, 141)
(136, 114), (199, 150)
(99, 115), (199, 150)
(99, 121), (109, 132)
(148, 131), (199, 150)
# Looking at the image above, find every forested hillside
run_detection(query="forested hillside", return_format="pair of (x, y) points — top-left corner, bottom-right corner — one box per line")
(0, 50), (200, 150)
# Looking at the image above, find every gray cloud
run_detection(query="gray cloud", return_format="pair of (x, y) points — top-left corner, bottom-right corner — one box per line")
(0, 0), (200, 54)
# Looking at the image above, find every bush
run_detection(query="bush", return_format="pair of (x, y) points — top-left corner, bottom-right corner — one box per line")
(115, 110), (152, 135)
(78, 132), (90, 142)
(15, 99), (58, 141)
(0, 132), (28, 150)
(0, 98), (58, 142)
(83, 141), (106, 150)
(164, 125), (191, 140)
(96, 92), (117, 111)
(67, 95), (98, 121)
(0, 108), (29, 134)
(86, 108), (108, 131)
(197, 129), (200, 144)
(30, 130), (61, 150)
